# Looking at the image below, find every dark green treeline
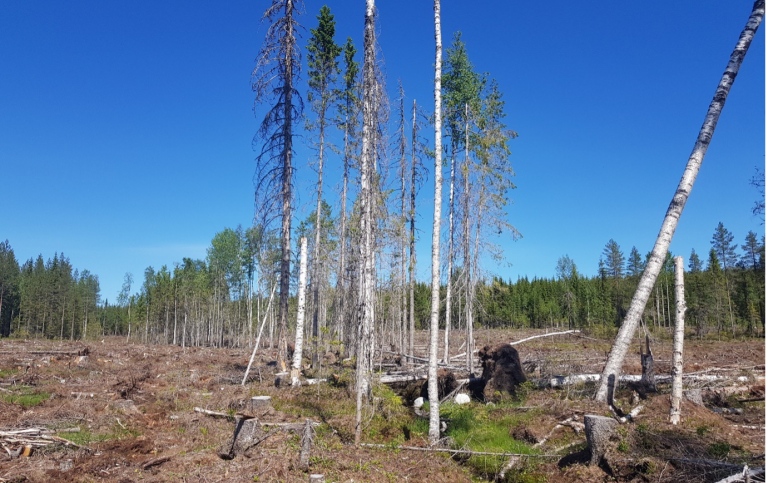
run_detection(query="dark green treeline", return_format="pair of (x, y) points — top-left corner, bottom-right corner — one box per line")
(0, 225), (764, 344)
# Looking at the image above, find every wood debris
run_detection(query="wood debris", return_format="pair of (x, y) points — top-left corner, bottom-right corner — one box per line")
(0, 427), (90, 458)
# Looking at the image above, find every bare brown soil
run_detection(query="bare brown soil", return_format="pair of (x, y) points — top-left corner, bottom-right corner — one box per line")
(0, 329), (763, 482)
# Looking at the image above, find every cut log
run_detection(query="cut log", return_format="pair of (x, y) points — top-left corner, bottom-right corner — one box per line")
(584, 414), (618, 466)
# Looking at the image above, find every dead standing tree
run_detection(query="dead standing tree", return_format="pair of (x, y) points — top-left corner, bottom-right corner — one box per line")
(354, 0), (378, 447)
(595, 0), (764, 403)
(252, 0), (304, 372)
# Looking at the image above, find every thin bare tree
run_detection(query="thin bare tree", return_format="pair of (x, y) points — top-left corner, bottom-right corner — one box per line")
(595, 0), (764, 403)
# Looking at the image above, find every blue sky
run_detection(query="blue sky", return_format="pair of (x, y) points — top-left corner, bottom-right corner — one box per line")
(2, 1), (764, 303)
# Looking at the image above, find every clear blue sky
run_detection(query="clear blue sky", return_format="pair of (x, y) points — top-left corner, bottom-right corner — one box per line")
(2, 1), (764, 303)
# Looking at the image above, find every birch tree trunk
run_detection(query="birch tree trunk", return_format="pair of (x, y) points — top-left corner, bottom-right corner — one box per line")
(354, 0), (376, 446)
(670, 256), (686, 424)
(292, 238), (309, 386)
(428, 0), (443, 445)
(594, 1), (764, 402)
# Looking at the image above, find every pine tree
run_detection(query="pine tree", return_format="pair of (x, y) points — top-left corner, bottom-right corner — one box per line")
(306, 5), (342, 367)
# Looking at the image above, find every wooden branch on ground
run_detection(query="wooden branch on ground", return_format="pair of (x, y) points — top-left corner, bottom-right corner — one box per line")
(141, 456), (171, 471)
(510, 330), (581, 346)
(193, 407), (237, 420)
(192, 408), (318, 431)
(533, 417), (584, 449)
(359, 442), (560, 458)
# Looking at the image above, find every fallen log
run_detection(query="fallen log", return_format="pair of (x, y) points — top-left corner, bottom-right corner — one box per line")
(141, 456), (171, 470)
(714, 465), (764, 483)
(193, 407), (237, 420)
(359, 443), (560, 458)
(546, 373), (765, 388)
(379, 373), (427, 384)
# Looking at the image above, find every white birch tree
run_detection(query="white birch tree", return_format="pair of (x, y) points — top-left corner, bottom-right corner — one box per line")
(291, 237), (308, 386)
(595, 0), (764, 402)
(670, 256), (686, 424)
(428, 0), (443, 445)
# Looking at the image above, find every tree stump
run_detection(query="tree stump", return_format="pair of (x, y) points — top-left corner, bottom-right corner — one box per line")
(218, 416), (265, 460)
(420, 368), (457, 400)
(639, 334), (657, 394)
(684, 389), (703, 406)
(298, 419), (315, 471)
(474, 344), (526, 401)
(584, 414), (618, 466)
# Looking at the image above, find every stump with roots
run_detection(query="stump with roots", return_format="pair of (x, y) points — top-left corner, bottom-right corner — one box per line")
(584, 414), (618, 466)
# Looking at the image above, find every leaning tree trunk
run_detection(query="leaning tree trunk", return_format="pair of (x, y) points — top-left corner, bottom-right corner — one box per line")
(595, 1), (764, 402)
(428, 0), (443, 445)
(670, 256), (686, 424)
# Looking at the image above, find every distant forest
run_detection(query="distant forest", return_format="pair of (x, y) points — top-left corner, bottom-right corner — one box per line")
(0, 221), (762, 345)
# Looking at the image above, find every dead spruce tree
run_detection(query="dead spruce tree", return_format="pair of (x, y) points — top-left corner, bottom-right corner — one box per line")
(354, 0), (377, 446)
(252, 0), (303, 372)
(428, 0), (444, 445)
(595, 0), (764, 403)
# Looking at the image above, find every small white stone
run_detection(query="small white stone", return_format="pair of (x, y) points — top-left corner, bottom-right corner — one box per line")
(413, 397), (424, 408)
(454, 393), (471, 405)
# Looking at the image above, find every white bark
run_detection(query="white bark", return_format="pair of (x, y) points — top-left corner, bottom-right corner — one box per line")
(292, 237), (309, 386)
(510, 330), (581, 346)
(428, 0), (443, 445)
(670, 256), (686, 424)
(595, 2), (764, 402)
